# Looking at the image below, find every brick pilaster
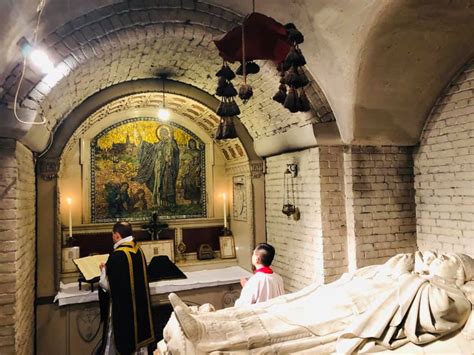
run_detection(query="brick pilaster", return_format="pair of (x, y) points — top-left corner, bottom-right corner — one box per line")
(0, 139), (35, 355)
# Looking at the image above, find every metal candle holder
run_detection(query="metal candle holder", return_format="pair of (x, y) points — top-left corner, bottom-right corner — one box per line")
(282, 163), (298, 218)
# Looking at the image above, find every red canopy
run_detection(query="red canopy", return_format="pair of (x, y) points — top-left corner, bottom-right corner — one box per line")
(213, 13), (291, 63)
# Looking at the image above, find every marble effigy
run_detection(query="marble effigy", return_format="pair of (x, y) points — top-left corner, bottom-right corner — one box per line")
(157, 251), (474, 354)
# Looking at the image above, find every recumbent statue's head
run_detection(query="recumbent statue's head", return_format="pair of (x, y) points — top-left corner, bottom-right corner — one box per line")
(428, 253), (474, 287)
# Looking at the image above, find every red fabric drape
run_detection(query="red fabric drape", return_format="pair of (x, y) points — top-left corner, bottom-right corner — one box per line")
(213, 12), (291, 63)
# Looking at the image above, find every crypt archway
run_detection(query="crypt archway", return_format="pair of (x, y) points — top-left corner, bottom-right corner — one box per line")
(36, 79), (266, 296)
(28, 1), (335, 297)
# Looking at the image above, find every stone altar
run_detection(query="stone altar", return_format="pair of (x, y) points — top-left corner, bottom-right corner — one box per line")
(38, 266), (251, 355)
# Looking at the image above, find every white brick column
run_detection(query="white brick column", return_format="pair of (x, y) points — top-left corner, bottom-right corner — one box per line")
(0, 139), (35, 355)
(318, 146), (348, 282)
(343, 146), (417, 269)
(265, 146), (349, 291)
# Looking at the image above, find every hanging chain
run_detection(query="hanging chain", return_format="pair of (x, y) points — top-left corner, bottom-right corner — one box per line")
(241, 16), (247, 84)
(287, 173), (291, 204)
(291, 170), (296, 206)
(286, 171), (291, 204)
(162, 78), (166, 108)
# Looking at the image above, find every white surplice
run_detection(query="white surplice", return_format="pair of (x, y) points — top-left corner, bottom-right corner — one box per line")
(235, 272), (284, 307)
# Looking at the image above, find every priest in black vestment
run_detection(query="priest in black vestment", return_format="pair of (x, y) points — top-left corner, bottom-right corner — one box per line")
(99, 222), (155, 354)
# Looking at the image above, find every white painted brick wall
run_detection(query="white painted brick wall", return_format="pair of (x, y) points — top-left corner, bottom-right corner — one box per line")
(265, 149), (323, 292)
(265, 145), (416, 290)
(265, 146), (348, 291)
(414, 59), (474, 256)
(344, 146), (417, 268)
(0, 140), (35, 355)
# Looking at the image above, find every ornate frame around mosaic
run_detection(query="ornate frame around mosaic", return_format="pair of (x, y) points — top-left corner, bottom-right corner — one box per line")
(90, 117), (206, 222)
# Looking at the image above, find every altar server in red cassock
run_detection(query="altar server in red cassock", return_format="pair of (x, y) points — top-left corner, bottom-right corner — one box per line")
(99, 221), (154, 355)
(235, 243), (285, 307)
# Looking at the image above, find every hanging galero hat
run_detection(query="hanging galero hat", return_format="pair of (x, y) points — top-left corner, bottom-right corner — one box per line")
(213, 12), (292, 64)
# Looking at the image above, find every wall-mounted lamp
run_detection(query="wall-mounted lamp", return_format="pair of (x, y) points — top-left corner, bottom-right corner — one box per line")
(18, 37), (54, 74)
(158, 76), (170, 121)
(282, 163), (299, 219)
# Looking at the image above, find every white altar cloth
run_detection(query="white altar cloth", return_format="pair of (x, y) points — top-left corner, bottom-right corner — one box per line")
(54, 266), (252, 307)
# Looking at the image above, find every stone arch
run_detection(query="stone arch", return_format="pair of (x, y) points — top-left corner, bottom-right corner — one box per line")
(352, 0), (474, 145)
(36, 79), (267, 297)
(39, 79), (260, 167)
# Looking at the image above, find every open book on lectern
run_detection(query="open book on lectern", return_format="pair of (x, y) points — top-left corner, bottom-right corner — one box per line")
(73, 254), (109, 281)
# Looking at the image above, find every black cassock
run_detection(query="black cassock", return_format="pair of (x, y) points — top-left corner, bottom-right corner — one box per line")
(104, 240), (155, 354)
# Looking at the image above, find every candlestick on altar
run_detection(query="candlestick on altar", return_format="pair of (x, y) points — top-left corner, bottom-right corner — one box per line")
(222, 193), (227, 229)
(66, 197), (73, 238)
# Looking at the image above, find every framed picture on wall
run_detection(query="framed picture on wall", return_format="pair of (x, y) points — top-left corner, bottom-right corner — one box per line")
(61, 246), (81, 273)
(140, 240), (175, 263)
(219, 236), (236, 259)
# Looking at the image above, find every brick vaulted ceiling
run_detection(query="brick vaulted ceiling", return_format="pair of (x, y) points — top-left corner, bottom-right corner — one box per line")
(0, 1), (327, 155)
(0, 0), (473, 153)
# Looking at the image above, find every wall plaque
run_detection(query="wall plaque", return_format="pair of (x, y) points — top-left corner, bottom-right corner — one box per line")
(232, 175), (247, 221)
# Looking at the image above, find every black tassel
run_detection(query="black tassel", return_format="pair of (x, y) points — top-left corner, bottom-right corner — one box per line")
(283, 67), (300, 87)
(239, 84), (253, 103)
(273, 90), (287, 104)
(215, 117), (237, 140)
(222, 117), (237, 139)
(299, 90), (311, 112)
(222, 83), (237, 98)
(216, 64), (236, 80)
(246, 61), (260, 74)
(287, 28), (304, 44)
(236, 61), (260, 75)
(216, 101), (227, 116)
(284, 49), (306, 71)
(227, 100), (241, 116)
(295, 49), (307, 66)
(215, 118), (225, 139)
(284, 88), (299, 113)
(298, 69), (309, 87)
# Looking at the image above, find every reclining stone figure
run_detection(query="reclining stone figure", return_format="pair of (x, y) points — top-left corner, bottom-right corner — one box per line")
(158, 252), (474, 354)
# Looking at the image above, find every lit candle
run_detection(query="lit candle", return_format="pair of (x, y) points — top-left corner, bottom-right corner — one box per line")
(66, 197), (73, 238)
(222, 193), (227, 229)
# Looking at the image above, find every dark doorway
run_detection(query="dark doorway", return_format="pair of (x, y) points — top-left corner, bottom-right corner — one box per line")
(152, 303), (175, 342)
